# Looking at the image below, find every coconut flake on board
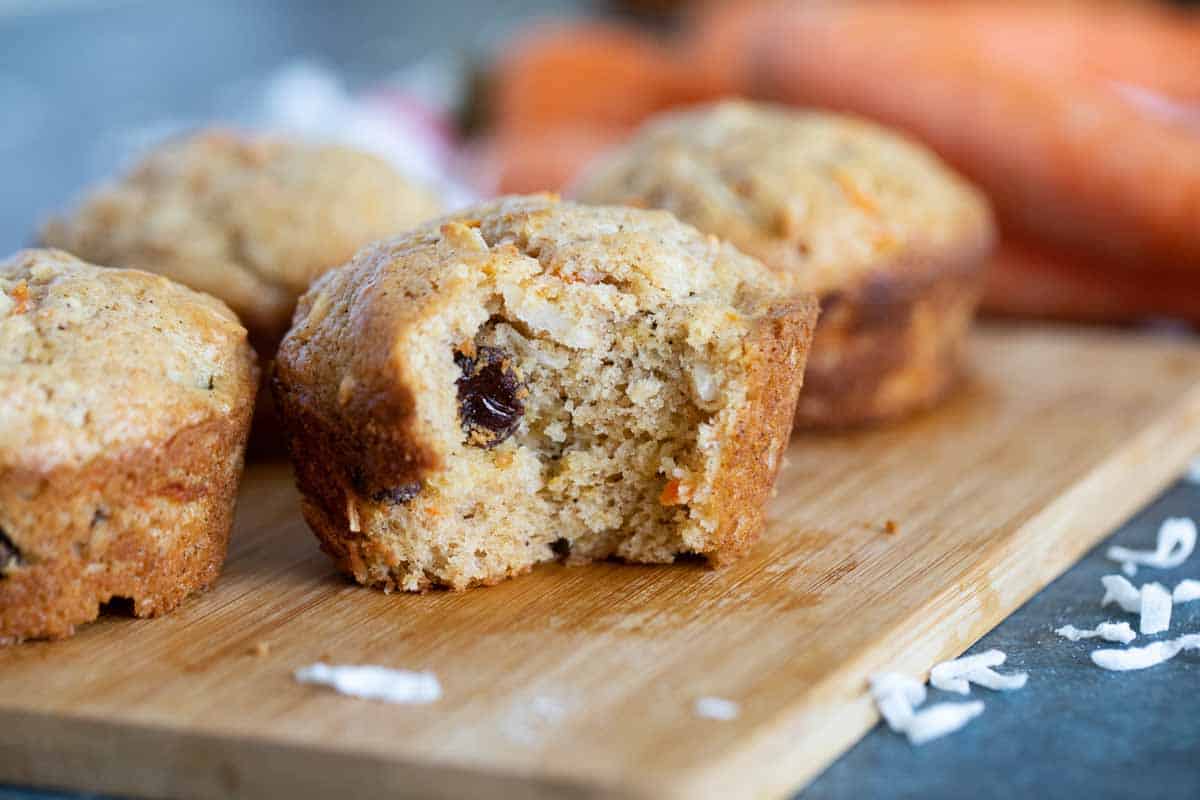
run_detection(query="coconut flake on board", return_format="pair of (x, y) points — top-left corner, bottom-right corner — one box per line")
(929, 650), (1028, 695)
(1091, 634), (1200, 672)
(1054, 622), (1136, 644)
(294, 663), (442, 704)
(1106, 517), (1196, 576)
(693, 696), (741, 721)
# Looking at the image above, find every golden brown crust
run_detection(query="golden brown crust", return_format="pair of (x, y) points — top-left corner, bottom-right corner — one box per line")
(41, 129), (443, 350)
(796, 237), (988, 429)
(271, 362), (441, 590)
(268, 243), (445, 498)
(0, 249), (258, 644)
(0, 249), (255, 469)
(707, 296), (819, 563)
(572, 101), (993, 296)
(0, 411), (253, 644)
(273, 196), (816, 590)
(572, 101), (996, 427)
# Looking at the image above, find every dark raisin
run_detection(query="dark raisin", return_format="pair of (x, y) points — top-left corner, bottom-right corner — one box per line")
(550, 537), (571, 558)
(0, 526), (22, 572)
(370, 481), (422, 505)
(99, 596), (136, 617)
(350, 466), (369, 494)
(455, 346), (527, 448)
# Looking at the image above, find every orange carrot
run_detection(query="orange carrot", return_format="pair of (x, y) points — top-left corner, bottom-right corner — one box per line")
(692, 0), (1200, 275)
(491, 22), (682, 138)
(984, 238), (1200, 323)
(475, 126), (630, 195)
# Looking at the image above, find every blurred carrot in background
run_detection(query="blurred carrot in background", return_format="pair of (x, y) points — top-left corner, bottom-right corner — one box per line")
(687, 0), (1200, 100)
(482, 0), (1200, 324)
(987, 239), (1200, 324)
(474, 126), (629, 195)
(491, 22), (681, 137)
(694, 0), (1200, 315)
(484, 22), (683, 193)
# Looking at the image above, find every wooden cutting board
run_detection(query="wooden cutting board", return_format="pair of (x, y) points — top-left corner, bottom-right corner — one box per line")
(3, 324), (1200, 800)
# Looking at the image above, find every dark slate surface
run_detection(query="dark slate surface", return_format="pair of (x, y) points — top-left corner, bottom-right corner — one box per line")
(803, 479), (1200, 800)
(2, 2), (1199, 799)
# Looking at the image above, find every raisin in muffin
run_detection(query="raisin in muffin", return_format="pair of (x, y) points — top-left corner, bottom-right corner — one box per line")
(272, 195), (818, 591)
(0, 249), (257, 644)
(573, 101), (995, 427)
(41, 129), (443, 354)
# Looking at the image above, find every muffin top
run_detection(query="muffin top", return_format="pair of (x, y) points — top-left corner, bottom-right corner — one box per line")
(283, 193), (799, 376)
(0, 249), (258, 472)
(276, 195), (810, 486)
(41, 129), (443, 345)
(572, 101), (994, 294)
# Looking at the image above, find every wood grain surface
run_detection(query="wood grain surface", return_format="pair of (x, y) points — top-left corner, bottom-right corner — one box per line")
(3, 324), (1200, 800)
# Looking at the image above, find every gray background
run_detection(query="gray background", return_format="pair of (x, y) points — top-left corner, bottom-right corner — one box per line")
(1, 2), (1198, 798)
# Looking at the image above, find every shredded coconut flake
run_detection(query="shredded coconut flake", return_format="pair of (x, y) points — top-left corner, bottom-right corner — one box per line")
(501, 283), (598, 349)
(1173, 579), (1200, 604)
(869, 672), (927, 732)
(870, 672), (928, 706)
(689, 363), (721, 405)
(693, 696), (740, 721)
(1107, 517), (1197, 576)
(1139, 582), (1173, 635)
(1100, 574), (1143, 613)
(904, 701), (986, 746)
(929, 651), (1003, 695)
(294, 663), (441, 704)
(929, 650), (1025, 695)
(1055, 622), (1136, 644)
(1091, 634), (1200, 672)
(1097, 622), (1137, 643)
(964, 667), (1029, 692)
(871, 651), (1023, 746)
(874, 692), (917, 734)
(1098, 575), (1186, 632)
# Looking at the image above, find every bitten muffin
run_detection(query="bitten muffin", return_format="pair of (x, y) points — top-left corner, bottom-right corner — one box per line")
(0, 249), (258, 644)
(573, 101), (995, 427)
(272, 195), (818, 591)
(41, 129), (443, 354)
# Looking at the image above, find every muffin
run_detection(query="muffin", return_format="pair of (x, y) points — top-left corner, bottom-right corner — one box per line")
(0, 249), (258, 644)
(41, 129), (443, 354)
(272, 195), (818, 591)
(685, 0), (1200, 321)
(573, 101), (995, 427)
